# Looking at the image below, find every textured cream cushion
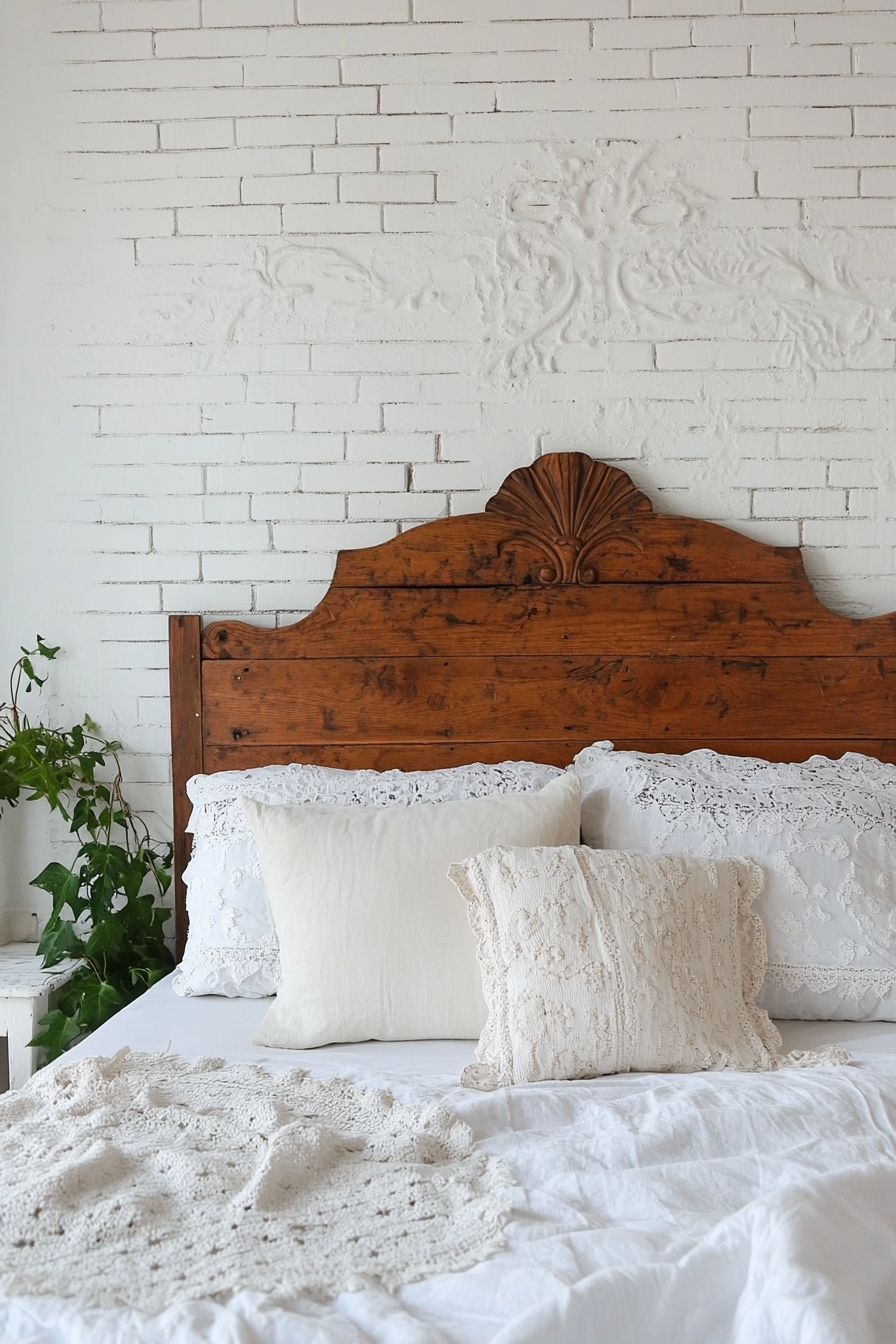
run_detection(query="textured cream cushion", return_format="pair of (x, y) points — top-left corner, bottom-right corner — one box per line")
(245, 774), (581, 1049)
(448, 845), (782, 1089)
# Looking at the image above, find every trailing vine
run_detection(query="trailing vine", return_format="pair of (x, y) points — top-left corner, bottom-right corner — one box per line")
(0, 639), (173, 1062)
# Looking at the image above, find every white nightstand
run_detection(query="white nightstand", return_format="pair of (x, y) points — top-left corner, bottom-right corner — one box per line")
(0, 944), (81, 1092)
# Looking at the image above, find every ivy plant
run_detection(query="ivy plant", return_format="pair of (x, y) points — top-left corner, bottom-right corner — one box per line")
(0, 638), (174, 1062)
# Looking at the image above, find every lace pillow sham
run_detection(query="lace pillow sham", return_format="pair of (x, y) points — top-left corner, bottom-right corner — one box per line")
(173, 759), (565, 999)
(575, 744), (896, 1021)
(245, 775), (582, 1048)
(448, 846), (781, 1088)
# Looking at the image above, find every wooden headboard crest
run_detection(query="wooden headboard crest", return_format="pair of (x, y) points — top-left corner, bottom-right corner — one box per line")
(483, 453), (653, 585)
(169, 451), (896, 956)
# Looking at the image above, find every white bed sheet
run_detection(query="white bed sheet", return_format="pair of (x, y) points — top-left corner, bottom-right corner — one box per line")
(5, 976), (896, 1344)
(62, 971), (896, 1086)
(62, 974), (481, 1099)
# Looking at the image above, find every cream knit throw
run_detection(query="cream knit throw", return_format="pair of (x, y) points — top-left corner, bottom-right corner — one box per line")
(0, 1050), (510, 1312)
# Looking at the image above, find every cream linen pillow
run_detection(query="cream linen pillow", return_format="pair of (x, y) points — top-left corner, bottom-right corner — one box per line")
(244, 773), (581, 1049)
(176, 758), (564, 999)
(448, 845), (782, 1089)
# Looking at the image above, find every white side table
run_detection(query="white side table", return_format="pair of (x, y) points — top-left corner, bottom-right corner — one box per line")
(0, 944), (80, 1092)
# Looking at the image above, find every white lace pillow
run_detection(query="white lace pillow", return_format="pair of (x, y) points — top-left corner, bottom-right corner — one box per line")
(246, 774), (582, 1048)
(448, 846), (781, 1088)
(575, 744), (896, 1021)
(174, 759), (564, 998)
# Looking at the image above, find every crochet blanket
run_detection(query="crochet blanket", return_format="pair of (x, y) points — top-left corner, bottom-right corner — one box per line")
(0, 1050), (510, 1313)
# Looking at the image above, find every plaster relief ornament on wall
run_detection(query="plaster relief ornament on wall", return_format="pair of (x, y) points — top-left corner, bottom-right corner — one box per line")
(478, 144), (896, 379)
(162, 242), (458, 344)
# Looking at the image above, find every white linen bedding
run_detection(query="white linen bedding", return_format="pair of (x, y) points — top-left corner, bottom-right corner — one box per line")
(4, 976), (896, 1344)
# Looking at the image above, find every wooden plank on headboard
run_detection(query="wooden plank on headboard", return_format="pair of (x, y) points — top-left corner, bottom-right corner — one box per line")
(200, 739), (896, 774)
(202, 584), (896, 661)
(324, 518), (806, 588)
(201, 654), (896, 748)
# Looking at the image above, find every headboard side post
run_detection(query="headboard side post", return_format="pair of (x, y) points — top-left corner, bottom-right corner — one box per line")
(168, 613), (202, 961)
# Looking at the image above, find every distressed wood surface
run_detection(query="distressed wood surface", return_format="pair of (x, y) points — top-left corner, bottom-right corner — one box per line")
(169, 452), (896, 958)
(202, 739), (896, 773)
(168, 614), (202, 961)
(330, 517), (804, 588)
(202, 655), (896, 746)
(331, 455), (803, 587)
(203, 584), (896, 661)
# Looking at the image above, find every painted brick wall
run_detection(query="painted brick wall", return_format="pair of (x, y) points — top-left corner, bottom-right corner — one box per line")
(6, 0), (896, 924)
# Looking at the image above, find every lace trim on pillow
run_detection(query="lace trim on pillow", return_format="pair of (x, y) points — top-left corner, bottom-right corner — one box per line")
(578, 746), (896, 840)
(173, 945), (280, 997)
(188, 760), (564, 883)
(765, 962), (896, 1001)
(453, 855), (506, 1091)
(735, 858), (782, 1058)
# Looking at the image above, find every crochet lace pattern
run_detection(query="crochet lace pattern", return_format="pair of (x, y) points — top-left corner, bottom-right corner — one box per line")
(577, 747), (896, 1007)
(0, 1051), (511, 1312)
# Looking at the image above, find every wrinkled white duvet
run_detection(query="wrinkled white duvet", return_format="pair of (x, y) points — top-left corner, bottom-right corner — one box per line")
(3, 982), (896, 1344)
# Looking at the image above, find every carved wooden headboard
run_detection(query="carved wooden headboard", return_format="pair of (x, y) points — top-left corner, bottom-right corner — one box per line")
(169, 452), (896, 957)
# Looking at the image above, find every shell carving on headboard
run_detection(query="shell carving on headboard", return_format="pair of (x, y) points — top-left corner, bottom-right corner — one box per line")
(485, 454), (653, 585)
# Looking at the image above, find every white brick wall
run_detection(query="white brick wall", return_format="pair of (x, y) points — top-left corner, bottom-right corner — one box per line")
(4, 0), (896, 920)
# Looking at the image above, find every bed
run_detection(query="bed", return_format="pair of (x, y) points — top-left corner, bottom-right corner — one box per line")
(5, 451), (896, 1343)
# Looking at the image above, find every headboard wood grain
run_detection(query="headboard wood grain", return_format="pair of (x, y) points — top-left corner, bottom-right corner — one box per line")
(169, 453), (896, 958)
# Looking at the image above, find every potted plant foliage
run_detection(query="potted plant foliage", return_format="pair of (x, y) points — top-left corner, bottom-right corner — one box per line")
(0, 638), (173, 1061)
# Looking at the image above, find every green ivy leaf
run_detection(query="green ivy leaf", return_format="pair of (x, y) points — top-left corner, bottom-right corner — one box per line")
(150, 904), (173, 939)
(30, 862), (88, 920)
(30, 861), (74, 899)
(29, 1008), (82, 1062)
(0, 766), (19, 807)
(20, 655), (49, 690)
(37, 919), (86, 966)
(78, 975), (124, 1027)
(70, 795), (91, 832)
(132, 962), (172, 992)
(83, 916), (128, 962)
(54, 972), (93, 1021)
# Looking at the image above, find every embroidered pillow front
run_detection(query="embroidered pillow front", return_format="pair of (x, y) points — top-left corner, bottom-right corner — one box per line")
(575, 745), (896, 1021)
(448, 845), (780, 1089)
